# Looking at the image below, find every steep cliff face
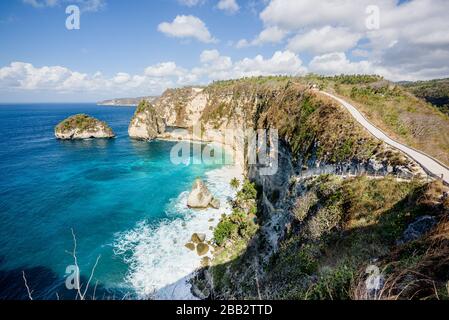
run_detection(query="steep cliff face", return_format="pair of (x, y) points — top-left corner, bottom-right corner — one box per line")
(55, 114), (115, 140)
(149, 77), (447, 300)
(128, 100), (166, 140)
(154, 87), (208, 128)
(154, 78), (423, 183)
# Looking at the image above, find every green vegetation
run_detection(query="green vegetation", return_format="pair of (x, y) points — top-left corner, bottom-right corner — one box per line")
(402, 78), (449, 115)
(305, 75), (449, 165)
(213, 179), (258, 246)
(204, 174), (448, 300)
(135, 100), (152, 113)
(187, 75), (449, 300)
(209, 179), (259, 292)
(201, 78), (386, 164)
(229, 178), (240, 190)
(265, 177), (447, 300)
(236, 179), (258, 202)
(55, 114), (112, 134)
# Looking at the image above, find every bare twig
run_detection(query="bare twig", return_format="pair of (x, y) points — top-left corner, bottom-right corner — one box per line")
(82, 254), (101, 299)
(68, 228), (101, 300)
(70, 228), (84, 299)
(254, 257), (262, 300)
(22, 271), (33, 300)
(93, 281), (98, 301)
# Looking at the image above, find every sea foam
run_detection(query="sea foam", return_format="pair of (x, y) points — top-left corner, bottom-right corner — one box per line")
(114, 164), (243, 299)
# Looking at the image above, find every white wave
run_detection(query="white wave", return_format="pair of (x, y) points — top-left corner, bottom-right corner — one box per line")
(114, 165), (243, 300)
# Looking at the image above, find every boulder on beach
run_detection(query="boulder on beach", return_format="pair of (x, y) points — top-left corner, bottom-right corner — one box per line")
(196, 243), (209, 256)
(184, 242), (195, 251)
(210, 198), (220, 209)
(191, 233), (206, 244)
(55, 114), (115, 140)
(187, 178), (220, 209)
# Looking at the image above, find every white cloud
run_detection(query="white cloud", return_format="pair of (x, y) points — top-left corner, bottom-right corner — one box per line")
(177, 0), (204, 7)
(23, 0), (58, 8)
(309, 52), (376, 76)
(256, 0), (449, 80)
(0, 50), (308, 101)
(0, 62), (177, 97)
(217, 0), (240, 14)
(158, 15), (217, 43)
(112, 72), (131, 84)
(194, 49), (306, 80)
(351, 49), (370, 58)
(23, 0), (106, 12)
(200, 49), (221, 63)
(236, 39), (249, 48)
(144, 62), (185, 77)
(237, 26), (286, 48)
(234, 50), (306, 77)
(260, 0), (382, 31)
(287, 26), (361, 54)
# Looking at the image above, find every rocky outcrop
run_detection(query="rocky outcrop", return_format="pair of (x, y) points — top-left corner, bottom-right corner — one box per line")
(191, 233), (206, 243)
(55, 114), (115, 140)
(196, 243), (209, 256)
(187, 179), (220, 209)
(128, 100), (166, 140)
(399, 215), (437, 244)
(154, 87), (207, 128)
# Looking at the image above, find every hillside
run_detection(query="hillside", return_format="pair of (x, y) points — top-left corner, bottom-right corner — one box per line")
(97, 96), (158, 106)
(148, 76), (448, 300)
(296, 75), (449, 166)
(401, 78), (449, 115)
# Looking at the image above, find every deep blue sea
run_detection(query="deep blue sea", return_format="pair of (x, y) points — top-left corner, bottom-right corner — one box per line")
(0, 103), (237, 300)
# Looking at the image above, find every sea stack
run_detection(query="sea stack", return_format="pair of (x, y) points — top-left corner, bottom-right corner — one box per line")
(187, 178), (220, 209)
(128, 100), (166, 140)
(55, 114), (115, 140)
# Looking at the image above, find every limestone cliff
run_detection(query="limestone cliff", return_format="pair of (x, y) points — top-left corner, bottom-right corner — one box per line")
(149, 77), (447, 300)
(128, 100), (166, 140)
(55, 114), (115, 140)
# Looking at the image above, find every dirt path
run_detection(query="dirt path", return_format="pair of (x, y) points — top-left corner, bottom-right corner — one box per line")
(320, 91), (449, 185)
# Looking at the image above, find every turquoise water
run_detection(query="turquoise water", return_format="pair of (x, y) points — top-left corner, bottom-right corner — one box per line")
(0, 104), (231, 300)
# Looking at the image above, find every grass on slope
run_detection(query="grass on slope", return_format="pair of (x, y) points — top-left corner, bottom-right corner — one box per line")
(298, 75), (449, 166)
(260, 176), (447, 300)
(402, 78), (449, 116)
(203, 174), (448, 300)
(200, 78), (392, 165)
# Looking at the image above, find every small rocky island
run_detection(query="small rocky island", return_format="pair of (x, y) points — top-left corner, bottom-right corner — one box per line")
(187, 178), (220, 209)
(55, 114), (115, 140)
(128, 100), (166, 140)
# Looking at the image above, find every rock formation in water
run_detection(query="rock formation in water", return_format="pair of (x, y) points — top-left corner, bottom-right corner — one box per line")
(55, 114), (115, 140)
(187, 179), (220, 209)
(128, 100), (166, 140)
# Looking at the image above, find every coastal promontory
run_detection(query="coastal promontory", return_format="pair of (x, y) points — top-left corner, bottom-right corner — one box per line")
(55, 114), (115, 140)
(128, 100), (166, 140)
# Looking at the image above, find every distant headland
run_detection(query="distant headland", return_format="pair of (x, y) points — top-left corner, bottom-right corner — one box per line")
(97, 96), (158, 107)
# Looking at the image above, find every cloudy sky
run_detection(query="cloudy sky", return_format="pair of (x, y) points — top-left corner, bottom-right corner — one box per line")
(0, 0), (448, 102)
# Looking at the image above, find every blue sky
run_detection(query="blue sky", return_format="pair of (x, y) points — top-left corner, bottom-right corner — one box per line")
(1, 0), (268, 75)
(1, 0), (449, 102)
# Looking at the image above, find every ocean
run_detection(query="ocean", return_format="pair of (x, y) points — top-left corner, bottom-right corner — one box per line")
(0, 103), (239, 300)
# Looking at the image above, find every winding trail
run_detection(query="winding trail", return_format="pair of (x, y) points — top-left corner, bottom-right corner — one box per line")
(320, 91), (449, 185)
